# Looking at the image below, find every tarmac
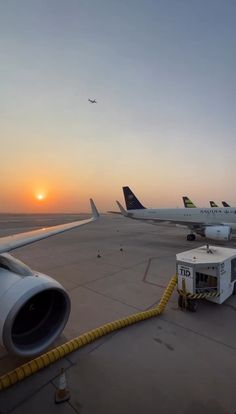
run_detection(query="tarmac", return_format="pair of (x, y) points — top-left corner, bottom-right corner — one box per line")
(0, 213), (236, 413)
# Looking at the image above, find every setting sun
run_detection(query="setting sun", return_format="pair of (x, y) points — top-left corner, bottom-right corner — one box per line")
(36, 193), (45, 201)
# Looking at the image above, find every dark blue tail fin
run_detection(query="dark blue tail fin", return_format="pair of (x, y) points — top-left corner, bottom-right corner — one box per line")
(222, 201), (230, 207)
(210, 201), (218, 208)
(122, 186), (146, 210)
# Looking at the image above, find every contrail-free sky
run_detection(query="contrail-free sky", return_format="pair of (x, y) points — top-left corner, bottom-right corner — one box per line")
(1, 0), (235, 212)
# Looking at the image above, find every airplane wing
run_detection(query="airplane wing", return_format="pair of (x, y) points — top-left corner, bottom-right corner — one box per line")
(116, 201), (128, 216)
(107, 211), (122, 215)
(0, 199), (99, 254)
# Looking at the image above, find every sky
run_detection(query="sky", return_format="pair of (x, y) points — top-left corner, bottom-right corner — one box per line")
(1, 0), (236, 212)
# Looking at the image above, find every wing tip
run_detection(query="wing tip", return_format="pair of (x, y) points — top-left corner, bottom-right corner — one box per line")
(90, 199), (99, 219)
(116, 200), (127, 216)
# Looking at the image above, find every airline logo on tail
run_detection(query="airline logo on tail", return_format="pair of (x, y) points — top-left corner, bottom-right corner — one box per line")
(123, 186), (146, 210)
(210, 201), (218, 208)
(182, 196), (196, 208)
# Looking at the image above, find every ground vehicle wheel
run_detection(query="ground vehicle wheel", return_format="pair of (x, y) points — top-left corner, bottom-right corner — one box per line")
(187, 299), (197, 312)
(178, 295), (184, 309)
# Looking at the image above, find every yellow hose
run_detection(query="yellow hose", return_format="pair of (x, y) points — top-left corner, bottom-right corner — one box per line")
(0, 275), (177, 391)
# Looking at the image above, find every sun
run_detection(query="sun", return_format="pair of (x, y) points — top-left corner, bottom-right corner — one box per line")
(36, 193), (45, 201)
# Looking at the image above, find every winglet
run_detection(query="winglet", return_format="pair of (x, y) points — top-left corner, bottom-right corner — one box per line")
(90, 199), (99, 220)
(116, 201), (128, 216)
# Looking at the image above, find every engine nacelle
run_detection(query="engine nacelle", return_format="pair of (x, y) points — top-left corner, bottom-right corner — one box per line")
(0, 253), (70, 357)
(204, 226), (232, 241)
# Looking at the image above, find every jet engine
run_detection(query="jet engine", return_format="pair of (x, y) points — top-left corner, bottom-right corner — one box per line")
(204, 225), (232, 241)
(0, 253), (70, 357)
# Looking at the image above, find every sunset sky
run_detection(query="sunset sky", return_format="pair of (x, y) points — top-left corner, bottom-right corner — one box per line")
(1, 0), (235, 212)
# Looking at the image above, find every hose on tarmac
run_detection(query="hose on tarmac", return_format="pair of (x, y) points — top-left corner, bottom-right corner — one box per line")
(0, 274), (177, 391)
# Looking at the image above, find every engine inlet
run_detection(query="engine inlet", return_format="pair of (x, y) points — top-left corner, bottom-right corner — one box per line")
(3, 287), (70, 357)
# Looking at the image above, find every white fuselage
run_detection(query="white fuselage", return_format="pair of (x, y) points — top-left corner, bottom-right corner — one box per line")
(127, 207), (236, 231)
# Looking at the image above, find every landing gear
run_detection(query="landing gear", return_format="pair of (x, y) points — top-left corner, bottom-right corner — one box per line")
(187, 233), (196, 241)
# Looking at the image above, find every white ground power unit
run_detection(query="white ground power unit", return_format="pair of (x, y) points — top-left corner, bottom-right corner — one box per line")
(176, 245), (236, 311)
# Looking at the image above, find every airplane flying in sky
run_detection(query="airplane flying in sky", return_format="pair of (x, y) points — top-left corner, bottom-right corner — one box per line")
(117, 186), (236, 242)
(0, 199), (99, 357)
(88, 98), (97, 103)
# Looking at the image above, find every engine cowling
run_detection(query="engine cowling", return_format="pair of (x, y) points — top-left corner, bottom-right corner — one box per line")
(204, 225), (232, 241)
(0, 254), (70, 357)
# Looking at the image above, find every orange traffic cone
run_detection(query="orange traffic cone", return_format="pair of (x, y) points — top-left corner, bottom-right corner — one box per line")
(55, 368), (70, 404)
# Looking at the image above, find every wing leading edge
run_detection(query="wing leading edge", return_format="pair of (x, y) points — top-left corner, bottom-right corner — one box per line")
(0, 199), (99, 254)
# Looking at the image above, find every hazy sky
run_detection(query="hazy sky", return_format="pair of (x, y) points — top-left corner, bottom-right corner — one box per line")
(1, 0), (235, 212)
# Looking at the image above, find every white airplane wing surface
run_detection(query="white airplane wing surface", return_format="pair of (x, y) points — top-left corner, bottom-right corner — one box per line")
(116, 201), (128, 216)
(0, 199), (99, 254)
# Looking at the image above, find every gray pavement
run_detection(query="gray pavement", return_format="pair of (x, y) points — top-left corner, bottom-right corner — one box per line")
(0, 214), (236, 413)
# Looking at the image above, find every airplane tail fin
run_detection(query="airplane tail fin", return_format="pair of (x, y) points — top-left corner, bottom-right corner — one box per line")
(182, 196), (196, 208)
(222, 201), (230, 207)
(116, 201), (128, 216)
(210, 201), (218, 208)
(122, 186), (146, 210)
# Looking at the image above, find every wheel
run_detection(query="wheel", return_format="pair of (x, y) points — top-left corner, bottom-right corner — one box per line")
(186, 299), (197, 312)
(187, 234), (196, 241)
(178, 295), (184, 309)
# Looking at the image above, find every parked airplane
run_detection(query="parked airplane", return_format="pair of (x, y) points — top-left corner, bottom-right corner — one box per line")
(88, 98), (97, 103)
(210, 201), (232, 208)
(182, 196), (196, 208)
(210, 201), (218, 208)
(183, 197), (231, 209)
(183, 199), (219, 208)
(0, 199), (99, 357)
(117, 186), (236, 242)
